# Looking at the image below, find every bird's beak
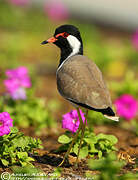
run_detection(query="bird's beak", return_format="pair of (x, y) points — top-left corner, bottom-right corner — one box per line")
(41, 37), (57, 45)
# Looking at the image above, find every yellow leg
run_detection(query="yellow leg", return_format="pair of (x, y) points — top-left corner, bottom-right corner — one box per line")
(58, 117), (82, 167)
(75, 109), (88, 165)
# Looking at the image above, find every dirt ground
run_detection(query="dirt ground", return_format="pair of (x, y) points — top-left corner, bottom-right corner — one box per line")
(0, 74), (138, 178)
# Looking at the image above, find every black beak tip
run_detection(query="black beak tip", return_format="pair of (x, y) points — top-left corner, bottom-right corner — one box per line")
(41, 40), (48, 45)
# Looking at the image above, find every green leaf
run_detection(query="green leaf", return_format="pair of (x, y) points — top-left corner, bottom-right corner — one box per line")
(96, 133), (107, 140)
(73, 143), (79, 155)
(12, 165), (42, 174)
(1, 159), (9, 166)
(26, 157), (35, 162)
(112, 146), (118, 151)
(10, 127), (19, 134)
(98, 150), (102, 158)
(17, 152), (28, 159)
(90, 144), (98, 153)
(105, 135), (118, 144)
(56, 144), (68, 153)
(99, 141), (105, 150)
(96, 133), (118, 145)
(11, 157), (16, 164)
(88, 159), (103, 170)
(58, 135), (72, 144)
(20, 161), (27, 167)
(12, 136), (28, 149)
(79, 146), (88, 159)
(84, 135), (97, 144)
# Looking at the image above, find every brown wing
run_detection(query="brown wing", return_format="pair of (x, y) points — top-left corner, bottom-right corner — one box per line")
(56, 55), (112, 109)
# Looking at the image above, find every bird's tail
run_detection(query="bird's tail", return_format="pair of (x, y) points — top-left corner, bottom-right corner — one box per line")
(104, 114), (119, 121)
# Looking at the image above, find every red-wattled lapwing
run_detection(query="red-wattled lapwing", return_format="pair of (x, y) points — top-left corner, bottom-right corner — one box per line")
(41, 24), (119, 166)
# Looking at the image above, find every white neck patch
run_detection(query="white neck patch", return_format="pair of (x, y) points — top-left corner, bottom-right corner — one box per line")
(57, 35), (81, 72)
(66, 35), (81, 59)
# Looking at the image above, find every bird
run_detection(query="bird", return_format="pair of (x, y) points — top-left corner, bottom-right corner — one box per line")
(41, 24), (119, 166)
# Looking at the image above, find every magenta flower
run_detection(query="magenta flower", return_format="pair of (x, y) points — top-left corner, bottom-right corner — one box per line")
(4, 66), (31, 100)
(132, 30), (138, 50)
(10, 87), (27, 100)
(44, 0), (69, 22)
(62, 109), (86, 133)
(8, 0), (29, 6)
(115, 94), (137, 121)
(0, 112), (13, 136)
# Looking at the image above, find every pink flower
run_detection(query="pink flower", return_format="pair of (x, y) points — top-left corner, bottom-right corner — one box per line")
(0, 112), (13, 136)
(5, 67), (31, 88)
(4, 79), (19, 94)
(62, 109), (86, 133)
(132, 30), (138, 50)
(4, 66), (31, 100)
(115, 94), (137, 121)
(10, 87), (27, 100)
(8, 0), (29, 6)
(44, 0), (69, 22)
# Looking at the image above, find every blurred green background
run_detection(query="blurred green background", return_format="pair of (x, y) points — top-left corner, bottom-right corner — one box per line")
(1, 0), (138, 76)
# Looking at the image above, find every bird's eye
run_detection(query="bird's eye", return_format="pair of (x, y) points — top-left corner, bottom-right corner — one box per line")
(63, 32), (69, 38)
(55, 32), (69, 39)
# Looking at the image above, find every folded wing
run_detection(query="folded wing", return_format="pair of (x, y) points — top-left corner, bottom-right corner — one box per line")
(56, 55), (112, 110)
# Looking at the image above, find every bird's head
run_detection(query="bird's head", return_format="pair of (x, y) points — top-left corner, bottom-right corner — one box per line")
(41, 24), (83, 58)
